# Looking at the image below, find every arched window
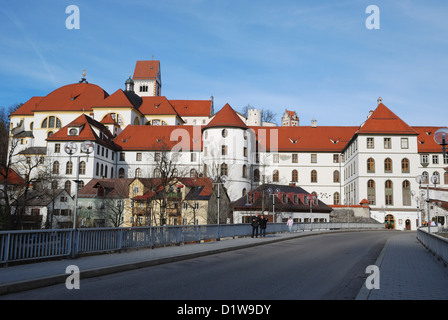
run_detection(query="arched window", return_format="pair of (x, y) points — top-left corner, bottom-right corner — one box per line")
(401, 158), (410, 173)
(402, 180), (411, 206)
(78, 180), (84, 190)
(333, 170), (340, 183)
(333, 192), (340, 205)
(254, 169), (260, 182)
(273, 170), (279, 182)
(51, 180), (58, 190)
(422, 171), (429, 184)
(79, 161), (86, 175)
(292, 170), (298, 182)
(311, 170), (317, 183)
(66, 161), (73, 175)
(52, 161), (59, 175)
(41, 116), (61, 129)
(135, 168), (142, 178)
(385, 180), (393, 205)
(190, 168), (198, 178)
(242, 165), (247, 178)
(367, 158), (375, 173)
(384, 158), (392, 173)
(118, 168), (125, 178)
(242, 188), (247, 197)
(367, 179), (376, 205)
(154, 168), (161, 178)
(432, 171), (440, 184)
(64, 180), (71, 193)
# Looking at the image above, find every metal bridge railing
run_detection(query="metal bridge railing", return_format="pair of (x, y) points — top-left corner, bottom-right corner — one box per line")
(0, 222), (384, 265)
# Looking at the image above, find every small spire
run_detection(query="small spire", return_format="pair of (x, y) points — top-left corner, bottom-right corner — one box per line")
(79, 69), (88, 83)
(377, 97), (383, 105)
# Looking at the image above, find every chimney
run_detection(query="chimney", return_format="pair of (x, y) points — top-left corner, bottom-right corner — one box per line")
(311, 118), (317, 128)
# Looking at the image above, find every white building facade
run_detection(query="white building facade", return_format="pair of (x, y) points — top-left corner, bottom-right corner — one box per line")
(7, 61), (448, 230)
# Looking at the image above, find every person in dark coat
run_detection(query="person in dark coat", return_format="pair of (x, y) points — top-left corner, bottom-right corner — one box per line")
(259, 214), (268, 238)
(251, 213), (260, 238)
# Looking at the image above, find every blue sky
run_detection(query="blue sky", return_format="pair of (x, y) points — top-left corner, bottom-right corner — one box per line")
(1, 0), (447, 127)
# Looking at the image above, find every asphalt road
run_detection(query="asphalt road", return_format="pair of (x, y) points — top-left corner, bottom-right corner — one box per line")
(2, 231), (400, 300)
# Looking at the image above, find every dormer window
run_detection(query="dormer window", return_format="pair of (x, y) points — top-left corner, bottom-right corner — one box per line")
(69, 128), (78, 136)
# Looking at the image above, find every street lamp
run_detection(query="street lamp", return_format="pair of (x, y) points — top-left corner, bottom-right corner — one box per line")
(267, 188), (280, 223)
(64, 141), (93, 229)
(434, 128), (448, 159)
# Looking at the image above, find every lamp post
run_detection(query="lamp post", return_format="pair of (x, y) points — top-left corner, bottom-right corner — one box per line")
(64, 141), (93, 229)
(212, 175), (227, 239)
(267, 188), (280, 224)
(434, 128), (448, 160)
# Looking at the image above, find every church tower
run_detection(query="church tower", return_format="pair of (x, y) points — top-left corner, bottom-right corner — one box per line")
(132, 60), (162, 97)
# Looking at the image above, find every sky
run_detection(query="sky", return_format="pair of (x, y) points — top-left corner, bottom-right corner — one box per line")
(0, 0), (447, 127)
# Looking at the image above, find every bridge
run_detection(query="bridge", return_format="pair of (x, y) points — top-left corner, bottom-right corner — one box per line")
(1, 224), (448, 303)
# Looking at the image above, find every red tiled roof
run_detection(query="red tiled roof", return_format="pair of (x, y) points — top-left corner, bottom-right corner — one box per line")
(413, 126), (448, 153)
(170, 100), (213, 117)
(46, 114), (116, 149)
(251, 126), (358, 152)
(133, 60), (160, 79)
(10, 97), (44, 116)
(100, 113), (118, 125)
(93, 89), (137, 109)
(115, 125), (203, 151)
(0, 167), (25, 185)
(356, 103), (418, 135)
(138, 96), (181, 117)
(33, 83), (109, 112)
(203, 103), (248, 131)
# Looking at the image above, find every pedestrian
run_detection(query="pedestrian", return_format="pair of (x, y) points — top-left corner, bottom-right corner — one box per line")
(251, 213), (260, 238)
(259, 214), (268, 238)
(287, 216), (293, 233)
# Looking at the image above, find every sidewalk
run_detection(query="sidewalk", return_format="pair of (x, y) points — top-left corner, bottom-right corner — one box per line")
(2, 230), (448, 299)
(356, 231), (448, 300)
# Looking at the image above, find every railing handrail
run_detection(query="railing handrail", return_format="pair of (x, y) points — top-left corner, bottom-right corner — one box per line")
(0, 222), (384, 265)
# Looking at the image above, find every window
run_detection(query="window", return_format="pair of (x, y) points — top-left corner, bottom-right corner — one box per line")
(421, 154), (429, 165)
(190, 169), (198, 178)
(422, 171), (429, 184)
(384, 158), (392, 173)
(292, 154), (298, 163)
(385, 180), (393, 205)
(311, 170), (317, 183)
(118, 168), (125, 178)
(445, 172), (448, 184)
(51, 180), (58, 190)
(367, 180), (376, 205)
(243, 148), (247, 157)
(333, 192), (340, 205)
(79, 161), (86, 175)
(191, 153), (197, 162)
(242, 165), (247, 178)
(120, 152), (125, 161)
(367, 137), (374, 149)
(41, 116), (62, 129)
(66, 161), (73, 175)
(136, 153), (142, 161)
(433, 155), (439, 164)
(402, 180), (411, 206)
(55, 144), (60, 153)
(333, 154), (340, 163)
(273, 154), (279, 163)
(333, 170), (340, 183)
(220, 163), (228, 176)
(433, 171), (440, 184)
(384, 138), (391, 149)
(401, 158), (410, 173)
(401, 138), (409, 149)
(254, 169), (260, 182)
(291, 170), (298, 182)
(222, 145), (227, 156)
(52, 161), (60, 174)
(64, 180), (71, 193)
(222, 129), (228, 138)
(154, 168), (161, 178)
(78, 180), (84, 190)
(273, 170), (279, 182)
(367, 158), (375, 173)
(155, 152), (160, 162)
(135, 168), (142, 178)
(311, 154), (317, 163)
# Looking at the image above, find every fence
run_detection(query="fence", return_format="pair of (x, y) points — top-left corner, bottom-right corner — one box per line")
(417, 228), (448, 266)
(0, 222), (384, 265)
